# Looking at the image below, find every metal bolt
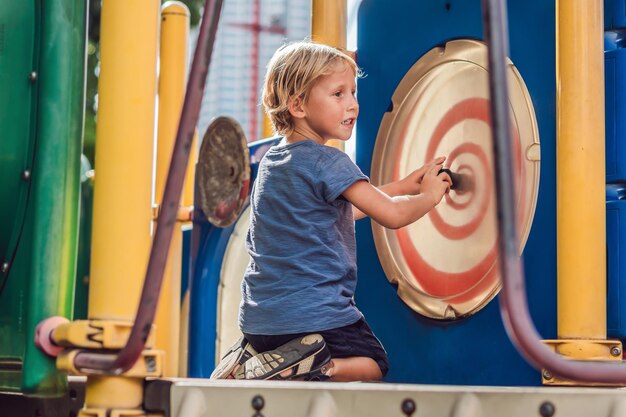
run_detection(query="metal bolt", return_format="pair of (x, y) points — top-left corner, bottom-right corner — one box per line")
(1, 263), (8, 273)
(401, 398), (416, 416)
(251, 395), (264, 417)
(611, 346), (622, 357)
(28, 71), (38, 83)
(22, 170), (31, 181)
(144, 355), (156, 372)
(539, 401), (556, 417)
(542, 370), (553, 380)
(251, 395), (264, 411)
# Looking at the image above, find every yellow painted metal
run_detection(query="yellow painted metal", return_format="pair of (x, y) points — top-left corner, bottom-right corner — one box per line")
(52, 321), (155, 350)
(178, 124), (195, 377)
(154, 1), (191, 377)
(312, 0), (347, 151)
(556, 0), (606, 341)
(153, 232), (182, 377)
(83, 377), (143, 410)
(178, 289), (191, 377)
(88, 0), (159, 321)
(262, 114), (274, 138)
(311, 0), (346, 49)
(183, 130), (198, 208)
(156, 1), (190, 203)
(544, 339), (622, 361)
(83, 0), (160, 413)
(542, 340), (622, 385)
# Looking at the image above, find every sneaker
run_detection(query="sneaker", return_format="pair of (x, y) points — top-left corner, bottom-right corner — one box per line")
(235, 334), (332, 381)
(210, 336), (258, 379)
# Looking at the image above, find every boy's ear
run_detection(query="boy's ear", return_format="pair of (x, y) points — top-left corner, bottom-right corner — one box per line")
(287, 96), (306, 119)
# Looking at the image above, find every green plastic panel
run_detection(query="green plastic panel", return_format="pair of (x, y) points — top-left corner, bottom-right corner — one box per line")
(0, 1), (87, 395)
(0, 1), (39, 392)
(74, 155), (94, 321)
(0, 0), (38, 293)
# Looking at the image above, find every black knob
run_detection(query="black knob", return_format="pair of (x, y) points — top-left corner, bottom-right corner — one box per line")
(251, 395), (265, 411)
(539, 401), (555, 417)
(401, 398), (416, 416)
(438, 168), (473, 194)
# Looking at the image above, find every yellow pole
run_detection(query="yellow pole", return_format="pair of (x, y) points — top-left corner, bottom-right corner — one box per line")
(86, 0), (159, 413)
(89, 0), (159, 327)
(262, 114), (274, 138)
(178, 129), (197, 377)
(556, 0), (605, 340)
(311, 0), (347, 151)
(155, 0), (190, 378)
(183, 131), (198, 208)
(311, 0), (347, 49)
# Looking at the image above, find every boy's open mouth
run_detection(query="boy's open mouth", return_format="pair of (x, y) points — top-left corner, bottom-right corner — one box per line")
(342, 118), (355, 126)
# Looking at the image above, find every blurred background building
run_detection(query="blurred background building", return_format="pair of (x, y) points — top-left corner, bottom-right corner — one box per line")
(196, 0), (311, 142)
(196, 0), (360, 145)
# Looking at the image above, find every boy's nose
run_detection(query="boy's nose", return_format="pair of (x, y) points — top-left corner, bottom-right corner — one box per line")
(348, 97), (359, 111)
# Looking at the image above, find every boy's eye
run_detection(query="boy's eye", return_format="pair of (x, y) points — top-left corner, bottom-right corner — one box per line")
(334, 91), (343, 97)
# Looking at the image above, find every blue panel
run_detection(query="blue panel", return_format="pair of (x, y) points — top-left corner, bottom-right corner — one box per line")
(607, 184), (626, 337)
(181, 228), (191, 301)
(187, 222), (232, 377)
(605, 0), (626, 30)
(606, 53), (617, 181)
(604, 49), (626, 183)
(356, 0), (556, 385)
(188, 137), (279, 377)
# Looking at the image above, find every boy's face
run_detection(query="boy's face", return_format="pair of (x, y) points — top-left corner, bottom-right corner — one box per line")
(298, 62), (358, 144)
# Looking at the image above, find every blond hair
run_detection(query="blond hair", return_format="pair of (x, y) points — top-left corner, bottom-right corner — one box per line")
(262, 41), (361, 137)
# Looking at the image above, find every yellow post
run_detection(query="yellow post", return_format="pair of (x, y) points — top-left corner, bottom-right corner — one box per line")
(85, 0), (159, 413)
(312, 0), (347, 151)
(543, 1), (623, 384)
(89, 0), (159, 329)
(178, 129), (198, 377)
(183, 131), (198, 208)
(178, 129), (197, 377)
(311, 0), (347, 49)
(262, 114), (274, 138)
(154, 0), (191, 378)
(556, 0), (605, 341)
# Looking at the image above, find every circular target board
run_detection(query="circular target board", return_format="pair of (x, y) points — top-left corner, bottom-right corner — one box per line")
(371, 39), (540, 320)
(197, 116), (250, 227)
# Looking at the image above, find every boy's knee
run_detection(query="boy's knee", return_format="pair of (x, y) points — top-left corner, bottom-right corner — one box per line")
(330, 356), (383, 382)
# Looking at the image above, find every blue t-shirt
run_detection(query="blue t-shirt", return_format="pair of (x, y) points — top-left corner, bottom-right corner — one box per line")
(239, 139), (369, 335)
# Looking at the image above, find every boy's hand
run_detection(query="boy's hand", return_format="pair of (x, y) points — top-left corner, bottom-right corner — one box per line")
(400, 156), (446, 195)
(420, 165), (452, 206)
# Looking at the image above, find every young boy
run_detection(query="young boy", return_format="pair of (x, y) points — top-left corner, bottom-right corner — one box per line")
(211, 41), (451, 382)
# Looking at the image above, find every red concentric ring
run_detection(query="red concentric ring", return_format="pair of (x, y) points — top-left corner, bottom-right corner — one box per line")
(390, 97), (524, 303)
(429, 142), (491, 240)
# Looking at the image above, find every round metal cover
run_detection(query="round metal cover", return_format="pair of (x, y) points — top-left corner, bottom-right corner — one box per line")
(371, 39), (540, 320)
(197, 116), (250, 227)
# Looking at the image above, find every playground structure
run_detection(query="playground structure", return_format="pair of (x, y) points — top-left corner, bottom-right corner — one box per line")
(4, 0), (626, 416)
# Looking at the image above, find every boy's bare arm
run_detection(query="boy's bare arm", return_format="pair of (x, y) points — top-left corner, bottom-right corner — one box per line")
(351, 178), (433, 220)
(350, 156), (447, 221)
(344, 169), (450, 229)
